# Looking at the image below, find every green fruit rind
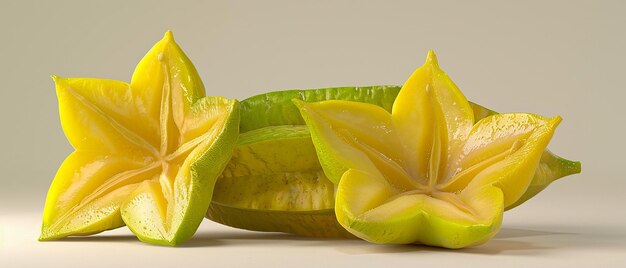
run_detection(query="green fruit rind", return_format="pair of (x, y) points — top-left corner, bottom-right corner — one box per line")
(207, 206), (353, 238)
(506, 150), (582, 210)
(208, 125), (350, 237)
(207, 86), (579, 237)
(167, 98), (241, 245)
(240, 86), (400, 132)
(221, 125), (321, 177)
(291, 99), (355, 185)
(126, 98), (240, 246)
(241, 85), (494, 132)
(335, 169), (504, 248)
(242, 86), (578, 205)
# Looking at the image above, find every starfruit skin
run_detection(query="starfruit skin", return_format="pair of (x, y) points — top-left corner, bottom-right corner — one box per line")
(207, 126), (352, 238)
(506, 150), (581, 209)
(41, 31), (240, 246)
(239, 86), (399, 132)
(295, 51), (572, 248)
(239, 86), (580, 210)
(204, 86), (579, 239)
(328, 114), (561, 248)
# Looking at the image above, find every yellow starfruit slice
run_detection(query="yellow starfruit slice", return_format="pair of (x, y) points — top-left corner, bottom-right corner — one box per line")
(40, 31), (239, 246)
(295, 51), (567, 248)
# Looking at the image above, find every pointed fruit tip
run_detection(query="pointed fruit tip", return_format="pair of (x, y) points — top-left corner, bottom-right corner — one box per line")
(38, 229), (53, 241)
(556, 152), (582, 176)
(163, 30), (175, 42)
(50, 75), (67, 88)
(425, 50), (439, 67)
(551, 115), (563, 127)
(555, 158), (582, 180)
(570, 160), (582, 174)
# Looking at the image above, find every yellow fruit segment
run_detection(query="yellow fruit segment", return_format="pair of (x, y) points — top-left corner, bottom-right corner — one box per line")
(41, 31), (239, 246)
(454, 114), (561, 207)
(336, 169), (503, 247)
(293, 100), (424, 192)
(208, 87), (577, 238)
(240, 86), (579, 209)
(297, 50), (568, 248)
(392, 51), (475, 183)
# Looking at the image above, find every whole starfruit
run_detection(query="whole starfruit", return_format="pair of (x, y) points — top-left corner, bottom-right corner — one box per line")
(207, 81), (579, 242)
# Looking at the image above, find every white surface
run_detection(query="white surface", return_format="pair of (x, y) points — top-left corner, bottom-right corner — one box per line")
(2, 197), (626, 268)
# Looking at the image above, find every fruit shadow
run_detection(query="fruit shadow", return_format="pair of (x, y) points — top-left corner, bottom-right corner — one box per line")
(45, 229), (332, 247)
(56, 233), (225, 247)
(335, 227), (576, 255)
(182, 230), (347, 248)
(184, 227), (575, 254)
(50, 227), (575, 253)
(53, 234), (139, 243)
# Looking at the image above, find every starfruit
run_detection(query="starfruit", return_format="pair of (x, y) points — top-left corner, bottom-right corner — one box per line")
(206, 85), (579, 239)
(40, 31), (239, 246)
(239, 86), (400, 132)
(294, 51), (579, 248)
(208, 86), (401, 238)
(208, 125), (352, 237)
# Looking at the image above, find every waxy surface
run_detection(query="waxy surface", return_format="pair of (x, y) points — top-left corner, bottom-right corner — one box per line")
(296, 51), (563, 248)
(41, 32), (239, 245)
(207, 86), (579, 238)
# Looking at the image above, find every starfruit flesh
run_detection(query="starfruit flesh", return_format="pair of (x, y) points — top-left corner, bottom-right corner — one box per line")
(206, 86), (579, 238)
(295, 51), (573, 247)
(40, 31), (239, 246)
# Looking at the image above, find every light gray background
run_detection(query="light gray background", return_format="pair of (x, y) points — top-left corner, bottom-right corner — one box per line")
(1, 0), (624, 267)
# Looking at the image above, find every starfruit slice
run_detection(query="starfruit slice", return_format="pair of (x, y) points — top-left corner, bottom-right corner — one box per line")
(40, 31), (239, 246)
(206, 86), (579, 237)
(295, 51), (578, 248)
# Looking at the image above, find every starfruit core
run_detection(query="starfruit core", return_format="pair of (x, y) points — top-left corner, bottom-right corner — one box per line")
(40, 31), (240, 246)
(295, 51), (577, 248)
(207, 86), (579, 238)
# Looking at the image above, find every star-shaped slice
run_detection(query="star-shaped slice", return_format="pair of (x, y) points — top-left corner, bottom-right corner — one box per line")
(295, 51), (562, 248)
(40, 31), (239, 246)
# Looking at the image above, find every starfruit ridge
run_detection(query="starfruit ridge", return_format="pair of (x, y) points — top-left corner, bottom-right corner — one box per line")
(40, 31), (239, 246)
(205, 86), (579, 237)
(295, 51), (568, 248)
